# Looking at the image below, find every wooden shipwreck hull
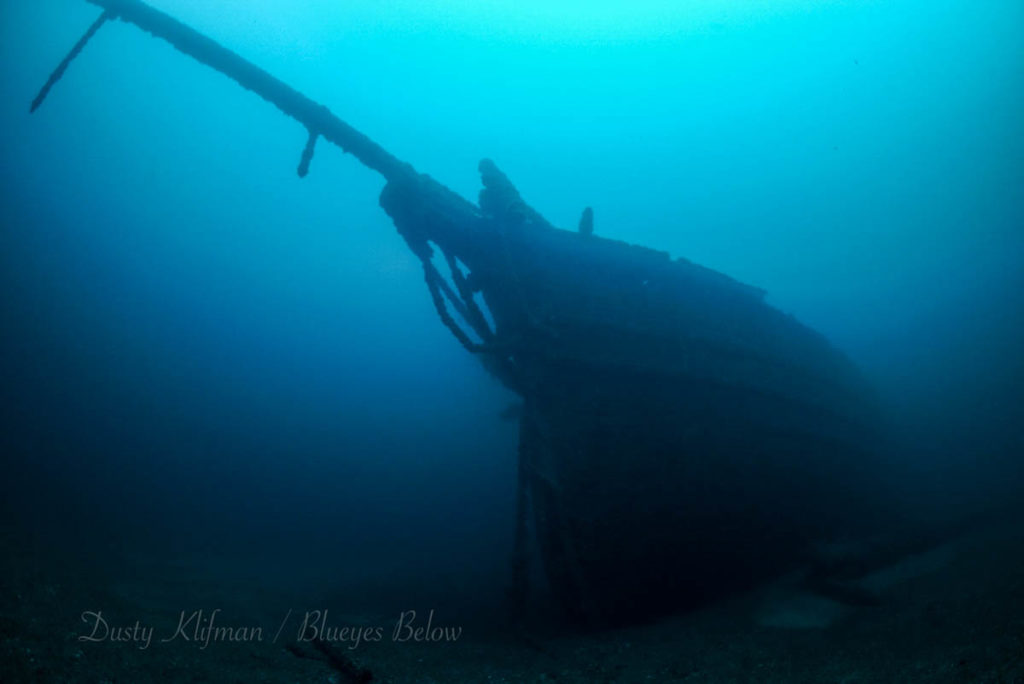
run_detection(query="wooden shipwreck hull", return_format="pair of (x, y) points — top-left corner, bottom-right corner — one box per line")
(36, 0), (885, 625)
(385, 164), (884, 623)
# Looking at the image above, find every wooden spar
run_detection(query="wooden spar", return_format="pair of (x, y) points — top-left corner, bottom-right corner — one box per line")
(38, 1), (492, 263)
(70, 0), (413, 182)
(33, 0), (503, 366)
(34, 1), (552, 261)
(30, 10), (113, 113)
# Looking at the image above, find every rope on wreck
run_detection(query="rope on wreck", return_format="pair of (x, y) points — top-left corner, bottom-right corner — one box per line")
(297, 129), (318, 177)
(424, 264), (480, 353)
(443, 250), (494, 342)
(30, 10), (114, 113)
(421, 254), (508, 354)
(382, 172), (497, 356)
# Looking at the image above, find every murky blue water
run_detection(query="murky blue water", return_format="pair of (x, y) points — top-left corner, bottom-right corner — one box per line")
(1, 0), (1021, 633)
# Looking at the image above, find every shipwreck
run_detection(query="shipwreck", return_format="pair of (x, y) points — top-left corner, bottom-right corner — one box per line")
(33, 0), (886, 624)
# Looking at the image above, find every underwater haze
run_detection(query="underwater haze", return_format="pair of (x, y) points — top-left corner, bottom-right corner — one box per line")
(1, 0), (1022, 681)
